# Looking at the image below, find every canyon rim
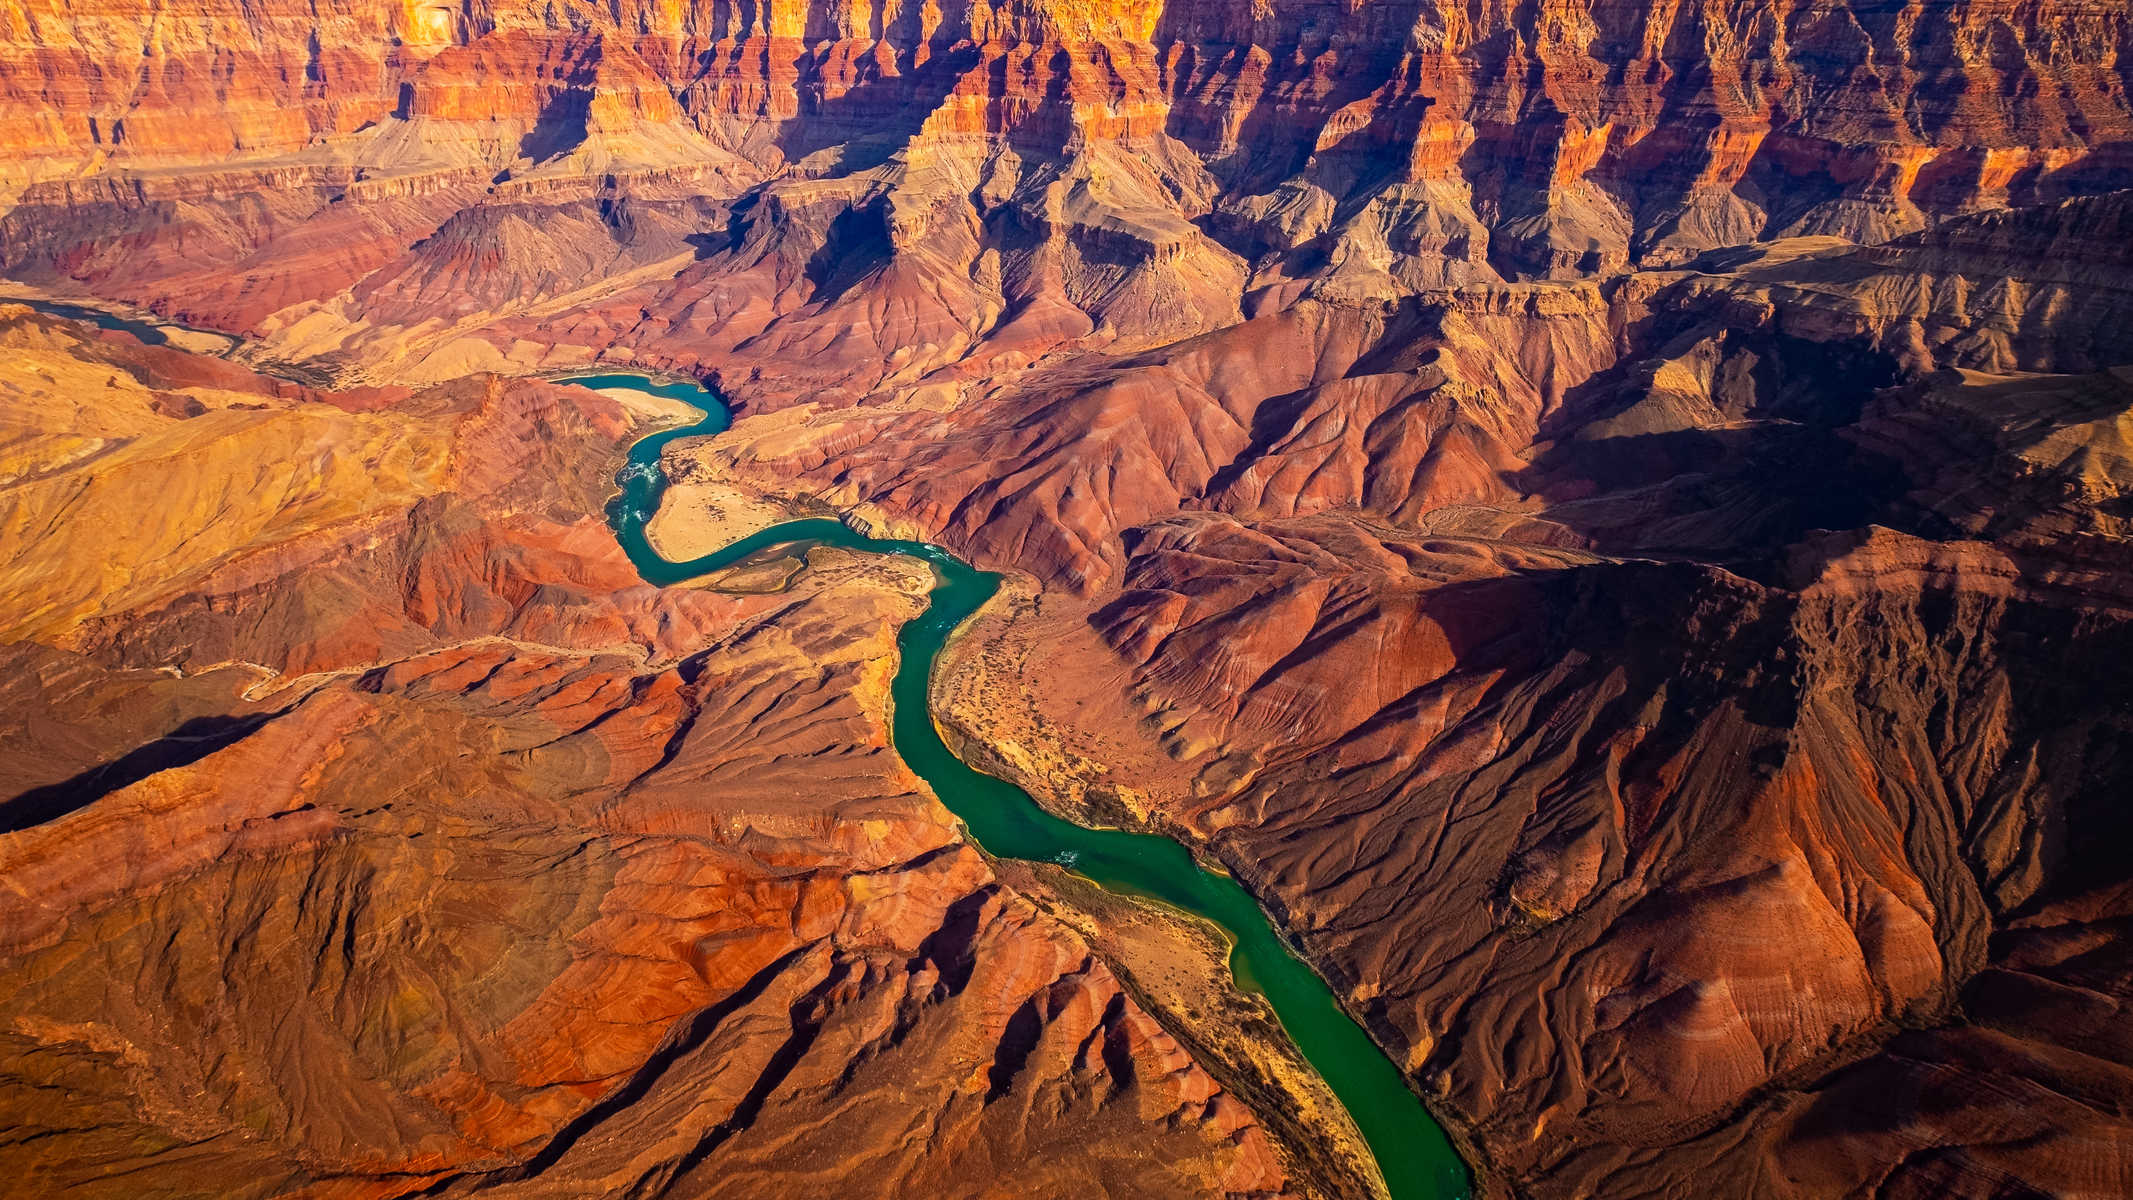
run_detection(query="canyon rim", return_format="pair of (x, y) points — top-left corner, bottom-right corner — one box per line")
(2, 0), (2133, 1197)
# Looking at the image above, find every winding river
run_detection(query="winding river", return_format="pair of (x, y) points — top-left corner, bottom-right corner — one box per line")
(4, 290), (1474, 1195)
(13, 297), (244, 353)
(574, 371), (1471, 1200)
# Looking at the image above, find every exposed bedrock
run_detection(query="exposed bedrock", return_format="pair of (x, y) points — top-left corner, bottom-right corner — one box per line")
(2, 0), (2131, 386)
(4, 0), (2133, 1194)
(676, 192), (2133, 592)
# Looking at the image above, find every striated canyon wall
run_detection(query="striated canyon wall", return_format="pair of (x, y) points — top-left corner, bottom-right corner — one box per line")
(3, 0), (2131, 349)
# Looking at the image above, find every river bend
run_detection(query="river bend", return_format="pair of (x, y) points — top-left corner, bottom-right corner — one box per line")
(575, 371), (1470, 1200)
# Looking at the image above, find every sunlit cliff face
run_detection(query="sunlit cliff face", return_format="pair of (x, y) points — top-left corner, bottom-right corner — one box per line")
(4, 0), (2129, 189)
(398, 0), (468, 49)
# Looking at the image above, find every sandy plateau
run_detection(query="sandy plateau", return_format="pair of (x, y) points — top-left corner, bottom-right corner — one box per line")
(648, 477), (813, 562)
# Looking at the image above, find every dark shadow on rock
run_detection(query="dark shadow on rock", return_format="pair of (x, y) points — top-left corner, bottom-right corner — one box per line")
(1513, 320), (1918, 561)
(985, 995), (1047, 1100)
(515, 95), (591, 166)
(803, 200), (895, 304)
(0, 711), (279, 832)
(772, 41), (980, 168)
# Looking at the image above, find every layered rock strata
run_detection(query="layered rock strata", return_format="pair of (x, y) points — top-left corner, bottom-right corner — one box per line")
(1, 0), (2129, 386)
(886, 195), (2133, 1198)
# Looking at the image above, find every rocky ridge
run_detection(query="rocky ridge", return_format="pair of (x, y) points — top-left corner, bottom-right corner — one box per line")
(2, 0), (2130, 386)
(903, 195), (2133, 1198)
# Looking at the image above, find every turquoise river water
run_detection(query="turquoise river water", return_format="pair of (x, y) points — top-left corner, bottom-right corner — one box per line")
(12, 295), (1471, 1199)
(572, 371), (1470, 1200)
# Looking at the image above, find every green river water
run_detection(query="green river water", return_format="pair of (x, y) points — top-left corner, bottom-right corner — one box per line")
(575, 371), (1471, 1200)
(12, 295), (1472, 1198)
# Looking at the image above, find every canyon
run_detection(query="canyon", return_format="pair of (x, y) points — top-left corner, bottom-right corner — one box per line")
(3, 0), (2133, 1196)
(0, 312), (1294, 1198)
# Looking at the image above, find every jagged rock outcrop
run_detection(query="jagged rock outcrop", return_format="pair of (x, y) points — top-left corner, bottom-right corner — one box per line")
(3, 0), (2130, 383)
(1062, 513), (2133, 1198)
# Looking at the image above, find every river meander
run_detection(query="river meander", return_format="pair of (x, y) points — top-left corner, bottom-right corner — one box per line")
(0, 293), (1476, 1195)
(13, 296), (243, 354)
(573, 370), (1471, 1200)
(10, 299), (1471, 1197)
